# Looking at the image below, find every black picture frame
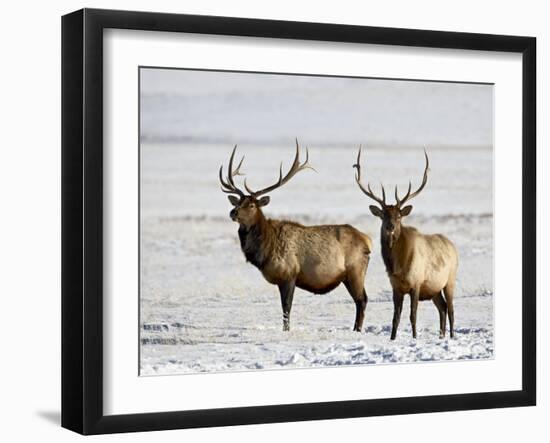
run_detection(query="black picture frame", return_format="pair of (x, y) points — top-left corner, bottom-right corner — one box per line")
(61, 8), (537, 435)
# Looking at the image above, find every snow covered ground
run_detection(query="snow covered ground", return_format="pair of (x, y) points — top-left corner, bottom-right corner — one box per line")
(139, 143), (493, 375)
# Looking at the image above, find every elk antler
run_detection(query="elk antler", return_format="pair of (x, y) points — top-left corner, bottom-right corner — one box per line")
(395, 149), (430, 207)
(243, 139), (315, 197)
(219, 145), (246, 197)
(353, 145), (387, 207)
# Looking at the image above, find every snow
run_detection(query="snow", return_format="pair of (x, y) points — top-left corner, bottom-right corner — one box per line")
(139, 143), (493, 375)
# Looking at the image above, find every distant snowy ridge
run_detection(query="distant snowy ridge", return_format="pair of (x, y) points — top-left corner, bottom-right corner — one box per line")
(140, 71), (493, 147)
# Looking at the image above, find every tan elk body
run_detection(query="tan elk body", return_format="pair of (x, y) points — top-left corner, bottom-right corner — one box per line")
(220, 141), (372, 332)
(353, 147), (458, 339)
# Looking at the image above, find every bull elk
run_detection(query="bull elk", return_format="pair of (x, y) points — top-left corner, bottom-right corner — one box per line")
(353, 147), (458, 340)
(220, 140), (373, 332)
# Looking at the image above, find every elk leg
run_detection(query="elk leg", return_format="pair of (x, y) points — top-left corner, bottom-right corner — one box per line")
(278, 280), (296, 332)
(432, 292), (448, 339)
(410, 288), (420, 339)
(355, 289), (368, 332)
(443, 283), (455, 339)
(344, 278), (368, 332)
(391, 291), (404, 340)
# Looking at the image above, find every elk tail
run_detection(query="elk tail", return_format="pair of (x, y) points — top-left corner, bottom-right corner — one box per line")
(362, 234), (373, 255)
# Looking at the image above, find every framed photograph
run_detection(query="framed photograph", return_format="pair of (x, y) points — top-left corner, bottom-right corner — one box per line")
(61, 8), (536, 435)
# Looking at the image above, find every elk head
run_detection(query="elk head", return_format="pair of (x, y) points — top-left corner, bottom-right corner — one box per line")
(219, 139), (315, 227)
(353, 146), (430, 248)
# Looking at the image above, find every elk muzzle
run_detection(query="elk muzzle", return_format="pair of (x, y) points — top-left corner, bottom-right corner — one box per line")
(388, 233), (396, 248)
(384, 228), (397, 248)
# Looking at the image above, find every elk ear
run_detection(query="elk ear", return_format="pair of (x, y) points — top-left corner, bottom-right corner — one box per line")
(369, 205), (383, 218)
(227, 195), (240, 206)
(257, 196), (270, 207)
(400, 205), (413, 217)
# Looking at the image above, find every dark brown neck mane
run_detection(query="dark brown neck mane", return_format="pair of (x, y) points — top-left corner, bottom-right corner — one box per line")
(237, 211), (274, 270)
(380, 231), (394, 275)
(381, 226), (415, 276)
